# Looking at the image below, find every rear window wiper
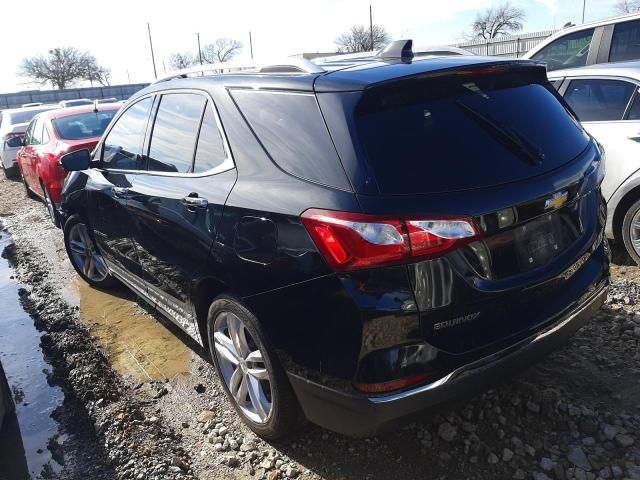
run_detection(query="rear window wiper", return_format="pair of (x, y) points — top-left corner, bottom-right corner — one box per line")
(455, 100), (545, 166)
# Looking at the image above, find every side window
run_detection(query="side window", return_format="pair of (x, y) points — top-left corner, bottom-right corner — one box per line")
(628, 93), (640, 120)
(23, 121), (34, 146)
(564, 79), (635, 121)
(532, 28), (594, 71)
(610, 20), (640, 63)
(231, 90), (350, 189)
(193, 101), (228, 173)
(42, 123), (50, 144)
(147, 93), (206, 173)
(30, 118), (43, 146)
(102, 97), (153, 170)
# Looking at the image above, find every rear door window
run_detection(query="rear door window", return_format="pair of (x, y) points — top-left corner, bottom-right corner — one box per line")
(531, 28), (594, 71)
(231, 90), (350, 190)
(29, 118), (43, 146)
(609, 20), (640, 63)
(102, 97), (153, 170)
(147, 93), (206, 173)
(193, 101), (228, 173)
(628, 93), (640, 120)
(564, 79), (635, 121)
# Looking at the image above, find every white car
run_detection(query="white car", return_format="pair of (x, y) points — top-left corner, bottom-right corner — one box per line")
(550, 61), (640, 262)
(0, 105), (57, 178)
(524, 12), (640, 72)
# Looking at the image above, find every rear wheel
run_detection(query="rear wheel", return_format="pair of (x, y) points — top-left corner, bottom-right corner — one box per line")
(63, 215), (117, 288)
(2, 163), (18, 180)
(622, 198), (640, 266)
(18, 166), (36, 199)
(42, 184), (60, 228)
(207, 296), (301, 440)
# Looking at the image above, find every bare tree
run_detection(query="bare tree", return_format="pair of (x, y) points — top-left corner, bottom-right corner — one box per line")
(87, 66), (112, 87)
(467, 2), (526, 40)
(201, 38), (243, 63)
(169, 52), (197, 70)
(335, 25), (390, 53)
(19, 47), (108, 90)
(615, 0), (640, 14)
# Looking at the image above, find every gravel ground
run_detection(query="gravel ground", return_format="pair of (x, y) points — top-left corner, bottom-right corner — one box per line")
(1, 173), (639, 480)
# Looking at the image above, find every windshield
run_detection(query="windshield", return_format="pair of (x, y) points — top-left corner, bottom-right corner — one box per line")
(354, 69), (590, 194)
(53, 110), (118, 140)
(8, 108), (55, 125)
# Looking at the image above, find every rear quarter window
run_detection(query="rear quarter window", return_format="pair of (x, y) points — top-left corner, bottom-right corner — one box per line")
(231, 90), (350, 190)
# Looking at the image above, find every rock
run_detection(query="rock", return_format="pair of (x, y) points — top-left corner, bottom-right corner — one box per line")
(599, 466), (613, 479)
(461, 422), (476, 433)
(614, 434), (634, 447)
(611, 465), (623, 478)
(488, 453), (498, 464)
(219, 426), (229, 437)
(574, 468), (587, 480)
(513, 469), (525, 479)
(268, 471), (280, 480)
(286, 466), (299, 477)
(603, 424), (619, 441)
(579, 419), (599, 435)
(567, 446), (591, 471)
(197, 410), (216, 423)
(194, 383), (206, 393)
(540, 457), (554, 471)
(502, 448), (514, 462)
(533, 473), (551, 480)
(438, 422), (457, 442)
(240, 439), (257, 452)
(527, 401), (541, 414)
(582, 437), (596, 446)
(226, 455), (240, 468)
(260, 458), (275, 470)
(524, 444), (536, 457)
(229, 438), (239, 451)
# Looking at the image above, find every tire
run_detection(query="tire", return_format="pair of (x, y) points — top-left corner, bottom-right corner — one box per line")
(207, 295), (302, 440)
(621, 198), (640, 266)
(42, 184), (61, 228)
(2, 163), (18, 180)
(18, 166), (36, 199)
(63, 215), (117, 288)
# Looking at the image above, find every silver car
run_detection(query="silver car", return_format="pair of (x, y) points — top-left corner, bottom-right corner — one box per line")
(0, 105), (57, 178)
(550, 61), (640, 262)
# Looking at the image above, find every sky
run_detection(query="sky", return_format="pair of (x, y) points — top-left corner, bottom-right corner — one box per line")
(0, 0), (622, 94)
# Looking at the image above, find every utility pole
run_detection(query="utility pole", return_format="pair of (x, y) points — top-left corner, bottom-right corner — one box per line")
(147, 22), (157, 80)
(582, 0), (586, 23)
(196, 32), (203, 65)
(369, 4), (374, 51)
(126, 69), (131, 84)
(249, 31), (254, 59)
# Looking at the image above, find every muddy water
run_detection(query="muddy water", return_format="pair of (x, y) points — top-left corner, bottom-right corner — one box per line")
(0, 231), (63, 479)
(63, 278), (193, 382)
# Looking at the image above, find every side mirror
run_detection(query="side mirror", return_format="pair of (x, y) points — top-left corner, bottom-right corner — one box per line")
(60, 149), (91, 172)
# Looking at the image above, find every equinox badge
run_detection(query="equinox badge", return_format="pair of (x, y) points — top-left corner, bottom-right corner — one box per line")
(544, 191), (569, 210)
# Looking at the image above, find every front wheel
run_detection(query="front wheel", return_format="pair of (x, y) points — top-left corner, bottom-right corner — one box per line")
(63, 215), (117, 288)
(622, 198), (640, 266)
(207, 296), (302, 440)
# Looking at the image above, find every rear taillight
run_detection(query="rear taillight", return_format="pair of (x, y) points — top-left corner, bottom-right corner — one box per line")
(3, 133), (23, 149)
(301, 209), (480, 271)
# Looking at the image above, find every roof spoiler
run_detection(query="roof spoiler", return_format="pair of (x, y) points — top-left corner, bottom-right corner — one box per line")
(376, 39), (414, 62)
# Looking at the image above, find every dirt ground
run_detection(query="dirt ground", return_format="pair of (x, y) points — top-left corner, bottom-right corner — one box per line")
(0, 172), (639, 480)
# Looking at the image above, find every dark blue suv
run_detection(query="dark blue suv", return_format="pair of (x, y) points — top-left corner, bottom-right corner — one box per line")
(59, 41), (609, 439)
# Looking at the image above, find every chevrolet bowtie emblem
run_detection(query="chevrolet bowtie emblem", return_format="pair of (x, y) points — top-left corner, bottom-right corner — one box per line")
(544, 191), (569, 210)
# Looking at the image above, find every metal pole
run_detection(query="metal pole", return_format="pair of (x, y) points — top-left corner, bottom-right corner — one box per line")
(370, 4), (374, 51)
(126, 69), (131, 84)
(249, 31), (254, 59)
(147, 22), (157, 80)
(582, 0), (586, 23)
(196, 32), (203, 65)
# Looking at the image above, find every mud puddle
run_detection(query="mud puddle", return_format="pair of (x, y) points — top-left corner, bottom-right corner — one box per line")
(62, 278), (193, 382)
(0, 229), (64, 479)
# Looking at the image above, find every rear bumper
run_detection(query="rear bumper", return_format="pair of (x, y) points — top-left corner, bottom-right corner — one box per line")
(288, 280), (608, 436)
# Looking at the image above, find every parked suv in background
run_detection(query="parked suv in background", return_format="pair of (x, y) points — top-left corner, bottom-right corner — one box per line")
(59, 42), (609, 439)
(17, 104), (121, 226)
(525, 12), (640, 71)
(549, 61), (640, 263)
(0, 105), (57, 178)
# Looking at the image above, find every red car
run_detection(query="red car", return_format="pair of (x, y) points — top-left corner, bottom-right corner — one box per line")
(17, 104), (120, 226)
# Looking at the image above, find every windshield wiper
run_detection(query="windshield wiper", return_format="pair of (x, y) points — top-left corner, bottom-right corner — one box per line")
(455, 100), (545, 166)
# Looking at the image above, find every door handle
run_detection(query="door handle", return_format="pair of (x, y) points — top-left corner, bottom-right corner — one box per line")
(629, 133), (640, 142)
(112, 186), (130, 197)
(182, 196), (208, 208)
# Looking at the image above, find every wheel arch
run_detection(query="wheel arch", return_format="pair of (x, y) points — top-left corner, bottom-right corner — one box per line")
(612, 184), (640, 243)
(191, 276), (229, 350)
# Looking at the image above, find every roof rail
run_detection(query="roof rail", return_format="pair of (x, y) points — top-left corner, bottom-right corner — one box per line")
(153, 58), (325, 84)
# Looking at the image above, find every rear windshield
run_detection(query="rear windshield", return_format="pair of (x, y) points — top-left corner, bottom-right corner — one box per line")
(354, 68), (590, 194)
(7, 108), (55, 125)
(53, 110), (118, 140)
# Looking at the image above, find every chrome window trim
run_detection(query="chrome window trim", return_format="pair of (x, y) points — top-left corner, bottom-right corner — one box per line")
(97, 88), (235, 178)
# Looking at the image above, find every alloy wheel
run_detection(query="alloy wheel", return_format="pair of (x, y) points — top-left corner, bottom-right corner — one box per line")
(630, 208), (640, 258)
(68, 223), (109, 282)
(213, 311), (273, 424)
